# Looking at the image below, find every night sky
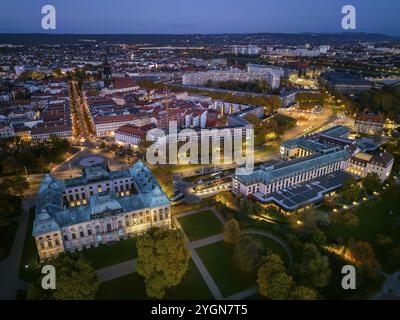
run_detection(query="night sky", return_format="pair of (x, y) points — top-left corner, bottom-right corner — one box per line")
(1, 0), (399, 35)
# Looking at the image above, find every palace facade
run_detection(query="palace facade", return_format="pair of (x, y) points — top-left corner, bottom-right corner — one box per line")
(33, 160), (171, 261)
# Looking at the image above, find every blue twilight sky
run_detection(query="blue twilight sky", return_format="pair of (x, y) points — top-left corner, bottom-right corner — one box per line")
(0, 0), (399, 35)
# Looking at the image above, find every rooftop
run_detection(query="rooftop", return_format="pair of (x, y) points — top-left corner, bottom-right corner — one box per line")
(253, 170), (354, 211)
(33, 160), (170, 236)
(235, 149), (350, 186)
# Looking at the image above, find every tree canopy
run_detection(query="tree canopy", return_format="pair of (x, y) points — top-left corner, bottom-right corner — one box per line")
(27, 254), (99, 300)
(294, 243), (331, 288)
(362, 172), (382, 195)
(234, 235), (264, 273)
(342, 176), (361, 204)
(136, 229), (191, 299)
(223, 218), (241, 245)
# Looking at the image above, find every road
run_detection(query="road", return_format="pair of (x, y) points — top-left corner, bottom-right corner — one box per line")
(0, 194), (37, 299)
(70, 80), (96, 148)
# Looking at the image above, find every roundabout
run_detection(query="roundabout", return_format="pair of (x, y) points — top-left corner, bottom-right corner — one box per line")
(79, 155), (106, 167)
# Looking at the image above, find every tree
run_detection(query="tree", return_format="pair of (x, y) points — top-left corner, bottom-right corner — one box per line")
(1, 156), (18, 175)
(289, 285), (318, 300)
(363, 172), (381, 195)
(342, 177), (361, 203)
(136, 229), (190, 299)
(376, 234), (392, 246)
(257, 253), (293, 300)
(265, 95), (281, 112)
(0, 196), (16, 228)
(223, 219), (241, 244)
(384, 246), (400, 271)
(257, 253), (287, 296)
(266, 272), (294, 300)
(234, 235), (263, 273)
(27, 254), (99, 300)
(3, 174), (29, 197)
(346, 239), (381, 278)
(294, 243), (331, 288)
(216, 191), (238, 210)
(332, 211), (359, 228)
(310, 228), (327, 246)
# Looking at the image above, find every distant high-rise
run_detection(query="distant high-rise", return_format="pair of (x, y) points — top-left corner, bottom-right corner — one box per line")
(102, 52), (112, 88)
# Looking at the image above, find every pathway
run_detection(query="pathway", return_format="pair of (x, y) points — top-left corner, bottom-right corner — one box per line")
(96, 259), (137, 282)
(172, 208), (294, 300)
(0, 199), (34, 299)
(372, 271), (400, 300)
(173, 211), (224, 300)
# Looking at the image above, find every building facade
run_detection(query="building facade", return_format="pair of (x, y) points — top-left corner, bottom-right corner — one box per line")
(33, 160), (171, 261)
(346, 152), (394, 181)
(354, 113), (385, 136)
(115, 124), (146, 148)
(233, 149), (350, 197)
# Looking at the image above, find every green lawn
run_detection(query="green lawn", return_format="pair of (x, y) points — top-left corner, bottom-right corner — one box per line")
(323, 187), (400, 273)
(196, 238), (289, 297)
(96, 260), (213, 300)
(0, 221), (18, 261)
(178, 210), (223, 241)
(96, 272), (147, 300)
(254, 236), (289, 266)
(80, 237), (138, 270)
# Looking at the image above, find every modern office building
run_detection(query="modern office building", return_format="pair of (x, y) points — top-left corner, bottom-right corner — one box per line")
(33, 160), (171, 261)
(319, 72), (373, 95)
(232, 149), (350, 197)
(254, 170), (355, 213)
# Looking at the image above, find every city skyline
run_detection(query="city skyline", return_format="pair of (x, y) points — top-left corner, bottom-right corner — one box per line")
(1, 0), (400, 36)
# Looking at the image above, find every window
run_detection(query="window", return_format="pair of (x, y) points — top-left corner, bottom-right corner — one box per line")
(63, 235), (68, 241)
(55, 239), (60, 246)
(72, 233), (76, 240)
(87, 229), (92, 236)
(80, 231), (84, 238)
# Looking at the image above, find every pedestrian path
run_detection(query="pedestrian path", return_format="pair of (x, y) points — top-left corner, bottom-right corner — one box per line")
(96, 259), (137, 282)
(173, 208), (294, 300)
